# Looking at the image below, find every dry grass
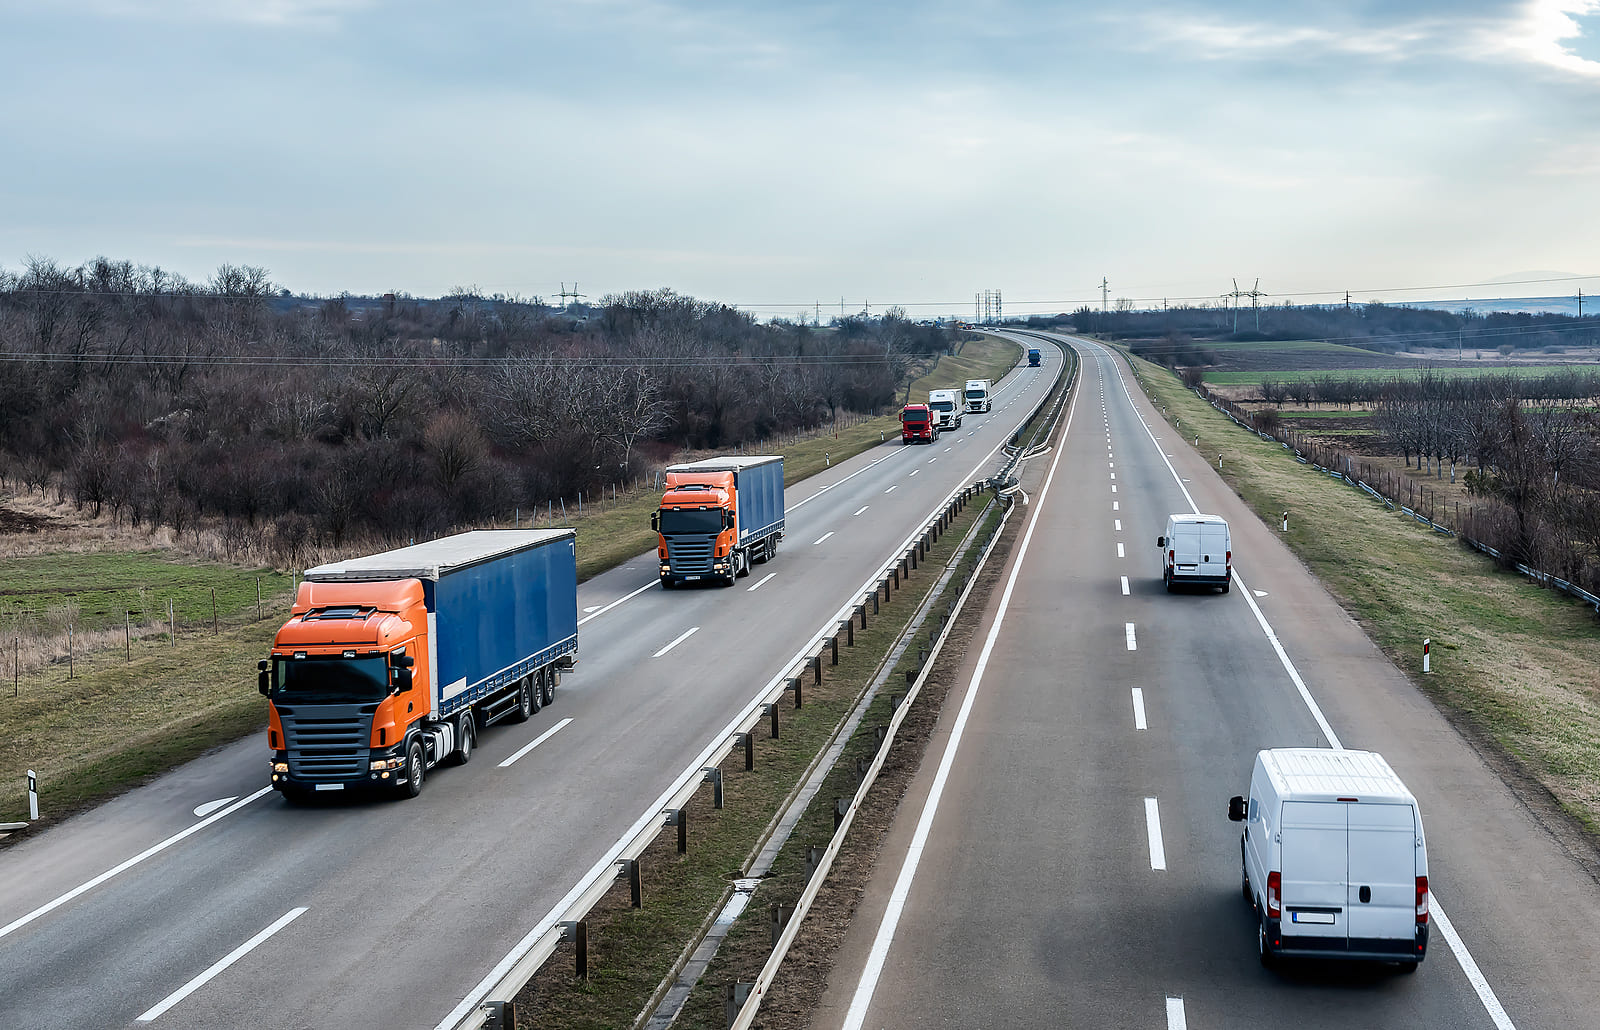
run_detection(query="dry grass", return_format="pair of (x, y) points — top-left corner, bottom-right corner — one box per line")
(1128, 350), (1600, 837)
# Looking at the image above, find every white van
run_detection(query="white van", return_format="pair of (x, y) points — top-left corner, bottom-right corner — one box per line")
(928, 388), (962, 430)
(1228, 748), (1429, 970)
(964, 379), (991, 414)
(1157, 513), (1230, 592)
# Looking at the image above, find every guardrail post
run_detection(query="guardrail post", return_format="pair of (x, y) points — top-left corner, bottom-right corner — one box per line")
(742, 730), (754, 770)
(910, 546), (918, 570)
(726, 983), (755, 1028)
(560, 920), (589, 979)
(830, 633), (840, 665)
(677, 809), (688, 853)
(704, 766), (724, 809)
(872, 591), (880, 615)
(769, 903), (792, 945)
(620, 858), (642, 908)
(806, 845), (825, 883)
(766, 702), (779, 739)
(811, 654), (822, 684)
(482, 1000), (517, 1030)
(834, 796), (849, 829)
(789, 675), (803, 709)
(874, 725), (888, 750)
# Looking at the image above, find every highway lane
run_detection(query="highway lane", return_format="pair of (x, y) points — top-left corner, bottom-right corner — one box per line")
(815, 337), (1600, 1029)
(0, 341), (1061, 1029)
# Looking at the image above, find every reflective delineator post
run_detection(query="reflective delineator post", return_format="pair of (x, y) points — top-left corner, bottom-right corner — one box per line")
(1423, 638), (1431, 674)
(1282, 511), (1289, 532)
(27, 770), (38, 821)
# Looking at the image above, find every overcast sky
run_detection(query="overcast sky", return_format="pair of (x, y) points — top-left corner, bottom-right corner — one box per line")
(3, 0), (1598, 316)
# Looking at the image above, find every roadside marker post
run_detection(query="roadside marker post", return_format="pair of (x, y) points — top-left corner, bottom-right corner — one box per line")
(27, 770), (38, 821)
(1282, 511), (1289, 532)
(1423, 638), (1431, 674)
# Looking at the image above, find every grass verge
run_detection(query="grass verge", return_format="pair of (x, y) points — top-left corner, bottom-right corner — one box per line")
(1122, 347), (1600, 841)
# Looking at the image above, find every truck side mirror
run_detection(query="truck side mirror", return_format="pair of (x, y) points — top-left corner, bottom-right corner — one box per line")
(1228, 795), (1247, 821)
(392, 653), (414, 693)
(257, 658), (270, 697)
(650, 512), (660, 532)
(1157, 536), (1165, 548)
(725, 511), (736, 529)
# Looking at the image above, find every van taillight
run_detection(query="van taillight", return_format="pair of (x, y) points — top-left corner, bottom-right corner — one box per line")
(1266, 871), (1281, 919)
(1167, 549), (1175, 566)
(1225, 549), (1232, 567)
(1415, 875), (1429, 924)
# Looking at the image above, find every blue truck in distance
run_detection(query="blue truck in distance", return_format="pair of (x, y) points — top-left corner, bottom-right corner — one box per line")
(1028, 347), (1041, 367)
(654, 455), (785, 587)
(261, 529), (578, 800)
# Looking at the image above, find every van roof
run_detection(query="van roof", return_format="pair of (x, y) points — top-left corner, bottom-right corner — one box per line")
(1167, 513), (1228, 526)
(1259, 748), (1415, 804)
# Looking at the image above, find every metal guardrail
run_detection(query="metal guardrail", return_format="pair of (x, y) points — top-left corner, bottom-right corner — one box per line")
(442, 351), (1069, 1030)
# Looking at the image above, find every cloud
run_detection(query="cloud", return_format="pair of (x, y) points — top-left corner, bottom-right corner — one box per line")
(35, 0), (372, 29)
(1486, 0), (1600, 78)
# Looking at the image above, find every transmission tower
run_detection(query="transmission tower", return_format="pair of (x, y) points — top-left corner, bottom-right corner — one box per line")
(1101, 277), (1109, 313)
(558, 282), (586, 309)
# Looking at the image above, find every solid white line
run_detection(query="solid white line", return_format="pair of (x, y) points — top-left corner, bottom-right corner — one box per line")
(841, 339), (1082, 1030)
(577, 579), (656, 626)
(498, 718), (573, 768)
(1126, 623), (1137, 650)
(137, 907), (306, 1021)
(1132, 688), (1147, 730)
(1089, 337), (1519, 1029)
(1166, 996), (1187, 1030)
(852, 506), (869, 516)
(1117, 543), (1125, 558)
(652, 626), (699, 658)
(814, 531), (834, 545)
(1121, 576), (1130, 595)
(747, 572), (777, 592)
(0, 786), (274, 941)
(1145, 797), (1166, 870)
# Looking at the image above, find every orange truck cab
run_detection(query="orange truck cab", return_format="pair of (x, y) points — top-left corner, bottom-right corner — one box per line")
(653, 455), (784, 588)
(259, 530), (577, 801)
(901, 403), (937, 444)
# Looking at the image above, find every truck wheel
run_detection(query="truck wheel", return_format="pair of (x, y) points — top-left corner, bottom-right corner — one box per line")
(540, 670), (556, 707)
(735, 549), (750, 578)
(452, 713), (475, 765)
(280, 784), (314, 805)
(508, 677), (535, 723)
(766, 536), (778, 561)
(398, 739), (425, 799)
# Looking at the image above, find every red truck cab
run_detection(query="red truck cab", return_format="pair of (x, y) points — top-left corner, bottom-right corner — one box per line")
(901, 403), (937, 444)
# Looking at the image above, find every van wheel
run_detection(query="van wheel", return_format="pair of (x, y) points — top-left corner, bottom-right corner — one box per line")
(1258, 918), (1276, 969)
(1221, 579), (1231, 594)
(1164, 572), (1174, 593)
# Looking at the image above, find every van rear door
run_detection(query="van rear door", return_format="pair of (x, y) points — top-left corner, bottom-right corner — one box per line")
(1198, 522), (1229, 579)
(1280, 801), (1347, 945)
(1347, 803), (1418, 945)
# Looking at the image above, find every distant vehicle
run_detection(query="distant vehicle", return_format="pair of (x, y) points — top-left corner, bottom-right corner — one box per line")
(1229, 748), (1429, 971)
(928, 388), (962, 430)
(964, 379), (991, 414)
(260, 530), (578, 801)
(654, 455), (784, 588)
(900, 403), (938, 444)
(1157, 513), (1231, 592)
(1028, 347), (1041, 367)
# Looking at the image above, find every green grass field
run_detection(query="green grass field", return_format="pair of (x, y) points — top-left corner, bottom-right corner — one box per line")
(0, 551), (287, 632)
(1205, 363), (1594, 385)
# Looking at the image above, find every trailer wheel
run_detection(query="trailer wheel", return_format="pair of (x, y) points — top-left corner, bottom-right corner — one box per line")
(508, 677), (535, 723)
(452, 712), (475, 765)
(540, 669), (556, 707)
(767, 535), (779, 560)
(398, 739), (425, 799)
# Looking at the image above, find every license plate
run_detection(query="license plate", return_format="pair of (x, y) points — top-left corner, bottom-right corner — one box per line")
(314, 783), (344, 792)
(685, 575), (701, 581)
(1291, 911), (1335, 924)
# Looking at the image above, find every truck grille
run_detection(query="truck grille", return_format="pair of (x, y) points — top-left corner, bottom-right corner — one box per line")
(277, 703), (378, 779)
(665, 535), (715, 574)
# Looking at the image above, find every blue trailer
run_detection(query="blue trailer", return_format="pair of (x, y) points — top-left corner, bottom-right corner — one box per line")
(654, 455), (785, 587)
(266, 530), (577, 798)
(1028, 347), (1041, 367)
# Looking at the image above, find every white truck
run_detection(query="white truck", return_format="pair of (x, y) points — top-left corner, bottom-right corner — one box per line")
(928, 388), (962, 430)
(1228, 748), (1429, 971)
(1157, 513), (1231, 593)
(963, 379), (991, 414)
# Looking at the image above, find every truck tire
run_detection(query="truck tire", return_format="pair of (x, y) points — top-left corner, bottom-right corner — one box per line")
(508, 677), (536, 723)
(280, 784), (314, 805)
(765, 535), (778, 562)
(398, 739), (425, 799)
(735, 548), (750, 578)
(540, 669), (556, 707)
(451, 712), (475, 765)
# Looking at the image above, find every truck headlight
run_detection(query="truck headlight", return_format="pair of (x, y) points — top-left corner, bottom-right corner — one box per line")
(272, 762), (289, 773)
(370, 758), (405, 771)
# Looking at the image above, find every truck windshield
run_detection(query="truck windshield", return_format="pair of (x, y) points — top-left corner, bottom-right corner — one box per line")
(659, 508), (724, 535)
(273, 655), (391, 701)
(929, 401), (953, 412)
(902, 410), (928, 422)
(965, 389), (984, 400)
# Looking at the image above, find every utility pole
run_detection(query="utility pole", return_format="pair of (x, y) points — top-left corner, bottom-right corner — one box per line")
(1344, 289), (1351, 311)
(1101, 277), (1109, 313)
(814, 301), (820, 325)
(1579, 288), (1584, 318)
(975, 292), (981, 323)
(996, 289), (1003, 324)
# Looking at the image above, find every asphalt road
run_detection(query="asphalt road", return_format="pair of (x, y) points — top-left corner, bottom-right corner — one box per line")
(0, 342), (1058, 1029)
(813, 336), (1600, 1030)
